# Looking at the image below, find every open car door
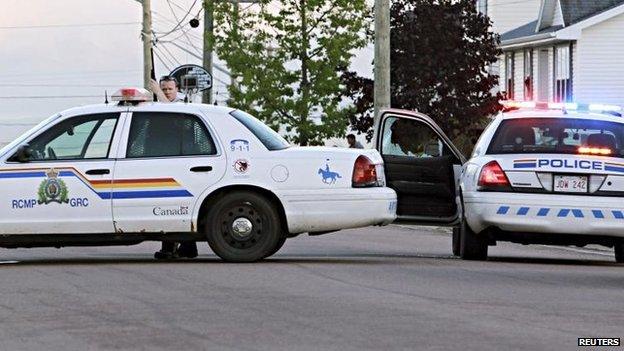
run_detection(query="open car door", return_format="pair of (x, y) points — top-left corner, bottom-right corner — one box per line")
(375, 109), (466, 225)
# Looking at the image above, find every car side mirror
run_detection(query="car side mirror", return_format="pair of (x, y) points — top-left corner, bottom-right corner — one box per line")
(14, 144), (33, 163)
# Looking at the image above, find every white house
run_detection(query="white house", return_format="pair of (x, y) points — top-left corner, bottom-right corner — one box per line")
(495, 0), (624, 105)
(477, 0), (542, 34)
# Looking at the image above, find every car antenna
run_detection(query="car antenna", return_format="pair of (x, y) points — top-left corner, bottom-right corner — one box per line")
(104, 90), (109, 104)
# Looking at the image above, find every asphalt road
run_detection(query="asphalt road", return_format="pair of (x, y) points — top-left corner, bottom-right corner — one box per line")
(0, 225), (622, 351)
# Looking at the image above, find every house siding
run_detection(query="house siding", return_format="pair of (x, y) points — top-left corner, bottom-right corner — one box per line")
(572, 42), (578, 101)
(552, 0), (564, 26)
(487, 0), (542, 34)
(498, 54), (506, 92)
(514, 51), (524, 99)
(548, 47), (554, 101)
(575, 12), (624, 105)
(532, 48), (539, 101)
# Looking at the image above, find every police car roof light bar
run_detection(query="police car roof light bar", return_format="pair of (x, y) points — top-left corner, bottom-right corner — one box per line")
(111, 87), (152, 105)
(502, 101), (536, 109)
(503, 100), (623, 116)
(589, 104), (622, 113)
(548, 102), (578, 110)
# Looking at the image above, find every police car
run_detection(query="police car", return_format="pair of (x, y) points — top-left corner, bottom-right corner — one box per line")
(0, 88), (396, 262)
(374, 103), (624, 263)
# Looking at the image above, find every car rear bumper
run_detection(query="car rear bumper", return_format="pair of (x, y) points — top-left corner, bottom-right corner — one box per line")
(280, 187), (397, 234)
(463, 192), (624, 238)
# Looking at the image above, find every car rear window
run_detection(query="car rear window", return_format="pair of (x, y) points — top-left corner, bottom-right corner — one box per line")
(230, 110), (290, 151)
(487, 118), (624, 157)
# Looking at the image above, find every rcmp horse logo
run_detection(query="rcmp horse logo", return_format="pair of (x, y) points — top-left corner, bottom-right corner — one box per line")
(38, 169), (69, 205)
(318, 163), (342, 185)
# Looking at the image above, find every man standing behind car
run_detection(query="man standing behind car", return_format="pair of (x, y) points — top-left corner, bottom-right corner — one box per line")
(148, 76), (197, 260)
(149, 76), (185, 103)
(347, 134), (364, 149)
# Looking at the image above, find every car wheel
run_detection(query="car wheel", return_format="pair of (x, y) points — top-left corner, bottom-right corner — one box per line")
(615, 243), (624, 263)
(459, 218), (488, 261)
(206, 191), (282, 262)
(452, 227), (461, 256)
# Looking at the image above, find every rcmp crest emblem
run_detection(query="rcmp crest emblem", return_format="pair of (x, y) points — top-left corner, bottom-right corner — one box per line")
(38, 169), (69, 205)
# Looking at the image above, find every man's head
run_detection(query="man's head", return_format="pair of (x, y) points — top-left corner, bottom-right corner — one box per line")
(347, 134), (356, 146)
(159, 76), (179, 102)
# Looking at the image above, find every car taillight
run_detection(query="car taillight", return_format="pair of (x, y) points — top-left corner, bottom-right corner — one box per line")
(352, 155), (379, 187)
(478, 161), (511, 190)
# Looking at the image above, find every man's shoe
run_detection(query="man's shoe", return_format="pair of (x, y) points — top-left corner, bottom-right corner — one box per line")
(177, 242), (198, 258)
(154, 250), (178, 260)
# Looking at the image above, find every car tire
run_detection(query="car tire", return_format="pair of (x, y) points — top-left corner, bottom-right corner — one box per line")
(459, 218), (488, 261)
(452, 227), (461, 256)
(205, 191), (282, 262)
(263, 236), (287, 259)
(615, 243), (624, 263)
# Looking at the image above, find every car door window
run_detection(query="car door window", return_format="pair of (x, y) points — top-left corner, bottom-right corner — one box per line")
(126, 112), (216, 158)
(27, 113), (119, 161)
(379, 115), (460, 219)
(381, 117), (452, 158)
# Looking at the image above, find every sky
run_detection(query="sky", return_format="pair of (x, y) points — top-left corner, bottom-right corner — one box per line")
(0, 0), (374, 144)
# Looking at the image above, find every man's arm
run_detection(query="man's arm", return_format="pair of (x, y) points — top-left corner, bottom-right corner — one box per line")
(149, 79), (170, 103)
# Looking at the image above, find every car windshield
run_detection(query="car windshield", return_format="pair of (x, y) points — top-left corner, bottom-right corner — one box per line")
(230, 110), (290, 151)
(488, 118), (624, 157)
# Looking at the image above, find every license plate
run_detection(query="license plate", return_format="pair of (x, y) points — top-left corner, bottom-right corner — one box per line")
(553, 175), (588, 193)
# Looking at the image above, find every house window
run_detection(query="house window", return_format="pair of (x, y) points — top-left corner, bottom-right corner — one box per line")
(555, 45), (572, 102)
(505, 53), (514, 100)
(524, 50), (533, 101)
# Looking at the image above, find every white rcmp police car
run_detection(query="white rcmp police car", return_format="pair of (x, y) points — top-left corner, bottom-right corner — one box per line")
(374, 103), (624, 263)
(0, 88), (396, 262)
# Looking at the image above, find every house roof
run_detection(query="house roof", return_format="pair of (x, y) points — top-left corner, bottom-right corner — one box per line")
(500, 0), (624, 47)
(560, 0), (624, 25)
(500, 20), (561, 42)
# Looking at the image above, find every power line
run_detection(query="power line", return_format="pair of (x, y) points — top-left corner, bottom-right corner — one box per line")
(0, 123), (38, 126)
(153, 47), (173, 72)
(152, 12), (202, 40)
(0, 95), (102, 99)
(160, 43), (183, 66)
(155, 45), (176, 68)
(0, 22), (140, 30)
(157, 0), (199, 39)
(163, 41), (232, 76)
(5, 83), (133, 88)
(165, 0), (202, 53)
(0, 69), (141, 78)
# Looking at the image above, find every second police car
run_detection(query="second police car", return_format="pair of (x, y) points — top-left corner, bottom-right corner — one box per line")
(0, 88), (396, 262)
(374, 102), (624, 263)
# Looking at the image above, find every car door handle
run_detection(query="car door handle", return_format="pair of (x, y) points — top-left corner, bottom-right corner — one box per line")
(190, 166), (213, 172)
(86, 169), (110, 175)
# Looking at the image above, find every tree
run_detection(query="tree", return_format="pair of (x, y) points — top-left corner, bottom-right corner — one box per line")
(342, 0), (502, 153)
(214, 0), (370, 146)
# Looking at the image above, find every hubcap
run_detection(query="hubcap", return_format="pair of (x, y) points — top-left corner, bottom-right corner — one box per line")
(219, 204), (264, 249)
(231, 217), (253, 239)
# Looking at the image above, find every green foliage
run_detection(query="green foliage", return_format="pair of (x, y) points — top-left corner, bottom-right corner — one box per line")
(214, 0), (370, 145)
(342, 0), (503, 153)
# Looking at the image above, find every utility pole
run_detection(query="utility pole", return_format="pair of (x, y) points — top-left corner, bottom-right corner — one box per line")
(373, 0), (390, 130)
(202, 0), (214, 104)
(141, 0), (154, 90)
